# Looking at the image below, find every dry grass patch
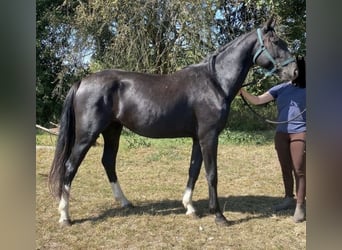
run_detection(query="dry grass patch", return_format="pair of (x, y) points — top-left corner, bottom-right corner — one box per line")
(36, 134), (305, 249)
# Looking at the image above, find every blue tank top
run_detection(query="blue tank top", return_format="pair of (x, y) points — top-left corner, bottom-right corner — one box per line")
(268, 82), (306, 133)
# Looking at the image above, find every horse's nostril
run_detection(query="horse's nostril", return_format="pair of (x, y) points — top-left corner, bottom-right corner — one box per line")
(294, 68), (299, 78)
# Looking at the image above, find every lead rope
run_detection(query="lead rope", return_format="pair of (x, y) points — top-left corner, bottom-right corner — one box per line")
(240, 76), (306, 125)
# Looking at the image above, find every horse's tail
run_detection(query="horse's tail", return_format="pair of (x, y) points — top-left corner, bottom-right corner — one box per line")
(49, 81), (81, 199)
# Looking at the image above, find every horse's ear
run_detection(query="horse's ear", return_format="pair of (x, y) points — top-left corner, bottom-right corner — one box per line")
(263, 15), (276, 32)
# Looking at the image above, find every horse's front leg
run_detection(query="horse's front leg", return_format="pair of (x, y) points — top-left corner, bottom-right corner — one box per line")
(182, 139), (202, 217)
(200, 134), (230, 226)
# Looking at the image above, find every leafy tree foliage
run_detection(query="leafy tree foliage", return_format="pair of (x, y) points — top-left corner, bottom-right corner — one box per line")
(36, 0), (306, 130)
(36, 0), (87, 125)
(73, 0), (218, 73)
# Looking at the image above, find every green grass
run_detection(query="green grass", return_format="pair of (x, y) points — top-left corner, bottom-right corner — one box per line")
(36, 131), (305, 249)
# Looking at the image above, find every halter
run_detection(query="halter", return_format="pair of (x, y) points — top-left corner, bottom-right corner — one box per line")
(253, 28), (295, 77)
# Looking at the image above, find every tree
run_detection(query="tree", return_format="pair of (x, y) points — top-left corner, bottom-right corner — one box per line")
(36, 0), (88, 126)
(273, 0), (306, 54)
(36, 0), (65, 126)
(73, 0), (218, 74)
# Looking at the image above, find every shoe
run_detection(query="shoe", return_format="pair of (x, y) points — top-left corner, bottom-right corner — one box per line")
(293, 203), (305, 222)
(273, 197), (296, 211)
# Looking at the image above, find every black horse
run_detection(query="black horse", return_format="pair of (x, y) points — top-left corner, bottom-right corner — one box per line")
(49, 17), (298, 226)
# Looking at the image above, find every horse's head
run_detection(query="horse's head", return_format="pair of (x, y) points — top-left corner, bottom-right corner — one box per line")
(253, 17), (298, 81)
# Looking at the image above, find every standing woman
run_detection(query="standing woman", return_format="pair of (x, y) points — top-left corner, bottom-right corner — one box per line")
(239, 56), (306, 222)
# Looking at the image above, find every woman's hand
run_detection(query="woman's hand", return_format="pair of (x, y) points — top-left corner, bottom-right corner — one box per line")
(238, 88), (274, 105)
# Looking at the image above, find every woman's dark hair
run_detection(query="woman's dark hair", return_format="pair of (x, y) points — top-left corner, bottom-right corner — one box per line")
(292, 56), (306, 88)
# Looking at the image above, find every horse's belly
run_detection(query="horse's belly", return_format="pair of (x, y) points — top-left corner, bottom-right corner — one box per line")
(121, 115), (194, 139)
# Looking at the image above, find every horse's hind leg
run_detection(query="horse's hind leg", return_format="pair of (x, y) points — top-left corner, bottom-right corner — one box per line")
(101, 123), (132, 208)
(59, 131), (99, 225)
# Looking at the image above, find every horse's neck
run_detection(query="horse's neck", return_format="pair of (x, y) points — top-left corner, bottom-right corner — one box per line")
(214, 32), (256, 97)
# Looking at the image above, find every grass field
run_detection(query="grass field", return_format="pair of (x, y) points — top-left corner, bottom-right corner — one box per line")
(36, 131), (306, 249)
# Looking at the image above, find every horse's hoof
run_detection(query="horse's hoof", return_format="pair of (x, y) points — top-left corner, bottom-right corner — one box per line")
(59, 219), (72, 227)
(215, 216), (230, 227)
(187, 212), (200, 219)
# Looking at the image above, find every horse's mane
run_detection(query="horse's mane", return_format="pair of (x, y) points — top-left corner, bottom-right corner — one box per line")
(201, 30), (253, 63)
(181, 28), (254, 70)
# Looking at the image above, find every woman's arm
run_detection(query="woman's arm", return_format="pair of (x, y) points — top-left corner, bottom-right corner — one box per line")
(239, 88), (274, 105)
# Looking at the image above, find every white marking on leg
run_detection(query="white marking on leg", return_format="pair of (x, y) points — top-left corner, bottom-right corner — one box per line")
(58, 185), (70, 223)
(111, 182), (131, 207)
(182, 187), (196, 215)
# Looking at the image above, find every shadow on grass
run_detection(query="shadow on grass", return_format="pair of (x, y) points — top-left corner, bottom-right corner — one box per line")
(72, 195), (295, 226)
